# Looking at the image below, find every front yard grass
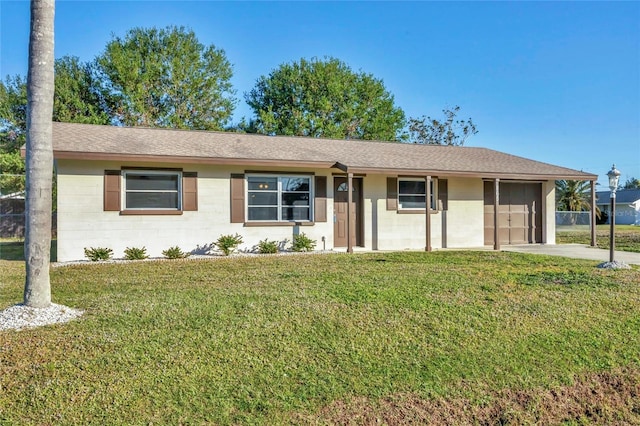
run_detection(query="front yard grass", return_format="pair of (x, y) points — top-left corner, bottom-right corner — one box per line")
(0, 238), (57, 261)
(557, 224), (640, 252)
(1, 251), (639, 424)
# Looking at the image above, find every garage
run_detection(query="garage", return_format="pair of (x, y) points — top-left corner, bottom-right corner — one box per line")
(484, 181), (542, 245)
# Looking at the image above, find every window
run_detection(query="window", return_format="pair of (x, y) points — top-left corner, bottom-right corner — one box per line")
(124, 170), (181, 210)
(247, 175), (312, 221)
(398, 178), (436, 210)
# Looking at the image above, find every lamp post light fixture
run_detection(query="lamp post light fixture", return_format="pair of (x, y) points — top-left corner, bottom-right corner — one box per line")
(607, 164), (621, 263)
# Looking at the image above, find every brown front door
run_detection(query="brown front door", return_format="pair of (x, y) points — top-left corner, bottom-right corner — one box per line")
(484, 181), (542, 245)
(333, 177), (363, 247)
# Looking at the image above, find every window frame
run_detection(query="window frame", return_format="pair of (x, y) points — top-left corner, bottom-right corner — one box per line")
(397, 177), (437, 211)
(122, 169), (183, 211)
(246, 174), (314, 222)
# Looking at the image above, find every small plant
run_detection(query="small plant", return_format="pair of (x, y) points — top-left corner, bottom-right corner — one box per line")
(162, 246), (190, 259)
(256, 238), (279, 254)
(84, 247), (113, 262)
(214, 233), (244, 256)
(290, 233), (316, 252)
(124, 246), (149, 260)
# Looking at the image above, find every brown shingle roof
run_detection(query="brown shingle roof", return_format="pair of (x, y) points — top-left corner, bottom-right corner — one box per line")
(51, 122), (596, 180)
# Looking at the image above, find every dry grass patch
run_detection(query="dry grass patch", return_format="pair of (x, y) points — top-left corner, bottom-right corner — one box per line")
(304, 366), (640, 425)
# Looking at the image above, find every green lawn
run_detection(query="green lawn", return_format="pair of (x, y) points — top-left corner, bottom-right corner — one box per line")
(557, 224), (640, 253)
(0, 238), (57, 261)
(1, 252), (639, 424)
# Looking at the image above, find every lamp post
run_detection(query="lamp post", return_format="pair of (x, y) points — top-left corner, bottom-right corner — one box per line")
(607, 164), (621, 263)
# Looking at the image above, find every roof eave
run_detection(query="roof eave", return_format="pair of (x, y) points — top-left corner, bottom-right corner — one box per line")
(341, 165), (597, 181)
(53, 150), (337, 169)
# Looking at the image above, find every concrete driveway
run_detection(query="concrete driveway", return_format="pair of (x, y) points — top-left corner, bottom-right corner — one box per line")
(502, 244), (640, 265)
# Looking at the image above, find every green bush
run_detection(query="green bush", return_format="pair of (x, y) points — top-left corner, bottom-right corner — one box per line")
(162, 246), (190, 259)
(124, 246), (149, 260)
(83, 247), (113, 262)
(214, 233), (243, 256)
(290, 233), (316, 252)
(257, 238), (279, 254)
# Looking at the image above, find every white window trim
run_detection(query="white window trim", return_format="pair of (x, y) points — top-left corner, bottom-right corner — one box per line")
(398, 177), (437, 211)
(246, 174), (314, 222)
(123, 170), (182, 210)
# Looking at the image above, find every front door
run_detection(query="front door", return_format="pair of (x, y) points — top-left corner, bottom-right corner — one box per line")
(333, 177), (363, 247)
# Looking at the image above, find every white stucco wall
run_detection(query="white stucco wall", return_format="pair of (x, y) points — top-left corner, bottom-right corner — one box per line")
(542, 180), (556, 244)
(56, 160), (559, 261)
(364, 176), (505, 250)
(56, 160), (335, 261)
(363, 174), (442, 251)
(443, 178), (485, 248)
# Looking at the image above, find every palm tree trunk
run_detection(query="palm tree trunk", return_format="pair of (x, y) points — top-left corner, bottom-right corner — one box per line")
(24, 0), (55, 308)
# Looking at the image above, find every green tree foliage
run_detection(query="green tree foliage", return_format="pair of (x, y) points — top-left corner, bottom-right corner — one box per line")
(96, 26), (236, 130)
(556, 180), (594, 212)
(0, 151), (25, 194)
(53, 56), (112, 125)
(0, 75), (28, 154)
(1, 77), (28, 193)
(245, 57), (406, 141)
(408, 106), (478, 146)
(621, 177), (640, 190)
(1, 56), (112, 193)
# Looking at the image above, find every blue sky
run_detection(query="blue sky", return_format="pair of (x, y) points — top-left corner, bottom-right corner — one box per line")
(1, 1), (639, 187)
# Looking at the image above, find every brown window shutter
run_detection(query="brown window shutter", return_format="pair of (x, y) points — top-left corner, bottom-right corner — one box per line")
(314, 176), (327, 222)
(182, 172), (198, 211)
(438, 179), (448, 211)
(386, 177), (398, 211)
(230, 173), (245, 223)
(104, 170), (121, 211)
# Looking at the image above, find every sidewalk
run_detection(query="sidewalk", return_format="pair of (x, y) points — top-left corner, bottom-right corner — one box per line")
(501, 244), (640, 265)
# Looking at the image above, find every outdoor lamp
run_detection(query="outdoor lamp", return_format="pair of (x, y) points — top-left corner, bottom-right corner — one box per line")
(607, 164), (621, 263)
(607, 164), (620, 193)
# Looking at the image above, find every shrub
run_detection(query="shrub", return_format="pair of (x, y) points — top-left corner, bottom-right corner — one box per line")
(124, 246), (149, 260)
(214, 233), (243, 256)
(162, 246), (190, 259)
(84, 247), (113, 262)
(257, 238), (279, 254)
(290, 233), (316, 252)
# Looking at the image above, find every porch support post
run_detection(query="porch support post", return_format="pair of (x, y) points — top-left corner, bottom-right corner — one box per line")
(590, 180), (597, 247)
(425, 175), (432, 252)
(347, 172), (354, 254)
(493, 178), (500, 251)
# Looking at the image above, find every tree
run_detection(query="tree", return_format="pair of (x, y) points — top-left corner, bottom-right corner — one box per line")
(556, 179), (600, 214)
(0, 76), (28, 194)
(245, 57), (406, 141)
(0, 151), (26, 195)
(408, 106), (478, 146)
(1, 56), (111, 195)
(0, 75), (28, 154)
(96, 26), (236, 130)
(621, 177), (640, 190)
(24, 0), (55, 308)
(53, 56), (112, 125)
